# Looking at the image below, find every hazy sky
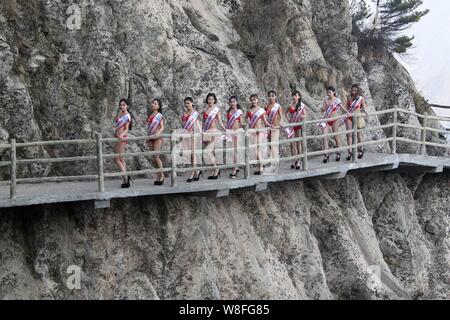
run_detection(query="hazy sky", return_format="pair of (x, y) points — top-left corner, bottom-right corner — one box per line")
(400, 0), (450, 118)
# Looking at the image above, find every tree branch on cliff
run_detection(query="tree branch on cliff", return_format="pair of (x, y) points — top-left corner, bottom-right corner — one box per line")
(351, 0), (429, 54)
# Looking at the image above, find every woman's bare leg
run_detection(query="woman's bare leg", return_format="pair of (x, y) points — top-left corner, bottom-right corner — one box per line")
(152, 139), (164, 180)
(332, 121), (343, 149)
(114, 142), (127, 183)
(296, 130), (302, 163)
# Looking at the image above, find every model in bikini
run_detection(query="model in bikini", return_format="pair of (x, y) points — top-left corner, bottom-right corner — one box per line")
(319, 87), (349, 163)
(113, 98), (132, 188)
(182, 97), (202, 183)
(247, 94), (274, 175)
(285, 90), (308, 170)
(344, 84), (369, 160)
(226, 96), (245, 179)
(146, 99), (165, 186)
(265, 91), (283, 171)
(202, 93), (226, 180)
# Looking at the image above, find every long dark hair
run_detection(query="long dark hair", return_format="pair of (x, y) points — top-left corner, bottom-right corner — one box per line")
(227, 96), (242, 114)
(152, 98), (163, 114)
(119, 98), (132, 130)
(351, 84), (361, 96)
(292, 90), (303, 111)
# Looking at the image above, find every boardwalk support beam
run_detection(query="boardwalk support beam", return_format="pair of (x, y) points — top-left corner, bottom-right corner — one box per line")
(255, 182), (268, 192)
(170, 132), (177, 187)
(10, 139), (16, 199)
(96, 133), (105, 193)
(302, 124), (308, 171)
(420, 112), (428, 155)
(244, 125), (250, 179)
(356, 162), (399, 174)
(95, 199), (111, 209)
(324, 171), (348, 180)
(392, 106), (398, 154)
(216, 189), (230, 198)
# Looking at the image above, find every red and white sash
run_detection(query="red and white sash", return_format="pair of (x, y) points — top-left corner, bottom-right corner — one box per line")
(268, 103), (281, 125)
(220, 109), (244, 142)
(147, 113), (164, 135)
(249, 108), (266, 129)
(203, 106), (220, 132)
(285, 103), (306, 138)
(318, 98), (342, 129)
(348, 96), (363, 113)
(183, 111), (200, 131)
(115, 113), (131, 132)
(226, 109), (243, 129)
(340, 96), (363, 125)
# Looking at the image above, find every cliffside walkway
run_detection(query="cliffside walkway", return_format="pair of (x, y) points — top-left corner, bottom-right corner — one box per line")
(0, 107), (449, 209)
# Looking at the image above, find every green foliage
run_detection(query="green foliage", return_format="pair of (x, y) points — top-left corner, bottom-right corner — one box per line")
(351, 0), (429, 54)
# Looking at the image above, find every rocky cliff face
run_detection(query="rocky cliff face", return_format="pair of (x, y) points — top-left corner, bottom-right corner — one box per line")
(1, 172), (448, 300)
(0, 0), (448, 299)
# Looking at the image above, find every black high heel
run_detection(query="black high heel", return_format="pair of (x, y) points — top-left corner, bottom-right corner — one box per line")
(209, 170), (221, 180)
(346, 151), (353, 161)
(358, 148), (364, 159)
(291, 161), (297, 170)
(230, 169), (240, 179)
(122, 176), (132, 188)
(323, 154), (330, 164)
(336, 153), (341, 162)
(187, 172), (196, 183)
(154, 176), (165, 186)
(296, 162), (301, 170)
(194, 171), (203, 181)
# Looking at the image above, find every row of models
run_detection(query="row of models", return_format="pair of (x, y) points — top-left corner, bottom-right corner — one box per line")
(113, 84), (368, 188)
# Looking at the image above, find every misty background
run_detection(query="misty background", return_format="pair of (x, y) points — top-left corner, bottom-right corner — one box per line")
(401, 0), (450, 121)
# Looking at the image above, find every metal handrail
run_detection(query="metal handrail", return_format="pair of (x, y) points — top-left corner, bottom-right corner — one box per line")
(1, 106), (449, 199)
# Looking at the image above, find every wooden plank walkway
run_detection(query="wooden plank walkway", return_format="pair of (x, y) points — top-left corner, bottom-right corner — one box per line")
(0, 153), (448, 209)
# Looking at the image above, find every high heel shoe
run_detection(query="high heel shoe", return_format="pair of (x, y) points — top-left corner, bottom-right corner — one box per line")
(187, 172), (196, 183)
(323, 154), (330, 164)
(346, 151), (353, 161)
(122, 176), (132, 188)
(230, 169), (240, 179)
(336, 153), (341, 162)
(291, 161), (297, 170)
(194, 171), (203, 181)
(296, 161), (301, 170)
(358, 148), (365, 159)
(154, 176), (165, 186)
(208, 170), (221, 180)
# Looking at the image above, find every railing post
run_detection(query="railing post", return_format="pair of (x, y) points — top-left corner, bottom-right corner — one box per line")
(392, 106), (398, 154)
(244, 125), (250, 179)
(301, 123), (308, 171)
(96, 133), (105, 193)
(352, 113), (358, 162)
(420, 112), (428, 155)
(170, 130), (177, 187)
(10, 139), (16, 199)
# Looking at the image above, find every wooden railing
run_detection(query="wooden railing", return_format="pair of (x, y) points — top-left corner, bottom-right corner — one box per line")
(0, 107), (449, 199)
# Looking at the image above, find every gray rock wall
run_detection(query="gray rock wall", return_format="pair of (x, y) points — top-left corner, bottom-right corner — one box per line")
(0, 172), (448, 300)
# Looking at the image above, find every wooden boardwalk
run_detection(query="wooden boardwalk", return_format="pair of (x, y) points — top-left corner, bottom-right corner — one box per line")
(1, 107), (449, 209)
(1, 153), (448, 209)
